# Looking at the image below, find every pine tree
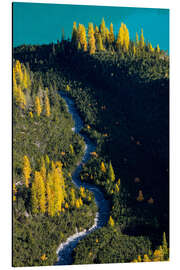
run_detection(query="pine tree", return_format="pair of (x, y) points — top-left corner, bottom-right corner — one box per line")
(31, 182), (39, 214)
(35, 96), (42, 116)
(22, 68), (29, 89)
(45, 94), (50, 117)
(88, 23), (96, 55)
(108, 161), (115, 181)
(23, 155), (31, 187)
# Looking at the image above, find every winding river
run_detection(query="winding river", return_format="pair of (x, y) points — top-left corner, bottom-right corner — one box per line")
(55, 92), (110, 265)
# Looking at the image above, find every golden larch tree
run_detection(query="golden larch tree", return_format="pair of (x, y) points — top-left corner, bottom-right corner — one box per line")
(71, 21), (78, 46)
(88, 23), (96, 55)
(23, 155), (31, 187)
(108, 161), (115, 182)
(100, 161), (106, 173)
(140, 29), (145, 49)
(109, 22), (115, 44)
(35, 96), (42, 116)
(45, 94), (51, 117)
(96, 33), (104, 51)
(70, 188), (76, 207)
(34, 171), (46, 214)
(137, 190), (144, 202)
(108, 216), (115, 227)
(116, 23), (125, 48)
(77, 24), (87, 52)
(100, 18), (106, 44)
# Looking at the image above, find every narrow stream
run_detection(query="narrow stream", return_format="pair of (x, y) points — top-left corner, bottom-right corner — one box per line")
(55, 92), (110, 265)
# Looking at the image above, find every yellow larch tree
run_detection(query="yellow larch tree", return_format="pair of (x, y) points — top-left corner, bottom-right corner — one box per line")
(116, 23), (125, 49)
(53, 166), (64, 213)
(152, 246), (164, 261)
(45, 94), (51, 117)
(96, 33), (104, 51)
(45, 154), (50, 168)
(80, 186), (86, 198)
(137, 190), (144, 202)
(100, 161), (106, 173)
(77, 24), (87, 52)
(13, 184), (17, 202)
(13, 68), (26, 109)
(108, 161), (115, 182)
(136, 32), (139, 46)
(14, 60), (23, 85)
(108, 216), (115, 227)
(70, 188), (76, 207)
(140, 29), (145, 49)
(143, 254), (151, 262)
(105, 27), (110, 44)
(109, 22), (115, 45)
(35, 96), (42, 116)
(156, 44), (160, 53)
(123, 23), (130, 51)
(149, 43), (154, 52)
(34, 171), (46, 214)
(40, 157), (46, 181)
(69, 144), (74, 155)
(88, 23), (96, 55)
(23, 155), (31, 188)
(100, 18), (106, 44)
(71, 21), (78, 46)
(94, 25), (99, 40)
(46, 173), (55, 217)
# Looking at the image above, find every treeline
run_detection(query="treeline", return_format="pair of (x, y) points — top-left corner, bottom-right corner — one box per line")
(71, 18), (161, 56)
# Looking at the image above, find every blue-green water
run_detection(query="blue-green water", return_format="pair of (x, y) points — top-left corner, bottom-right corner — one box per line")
(13, 2), (169, 52)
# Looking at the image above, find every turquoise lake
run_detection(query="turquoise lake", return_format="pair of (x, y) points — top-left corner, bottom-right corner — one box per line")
(13, 2), (169, 52)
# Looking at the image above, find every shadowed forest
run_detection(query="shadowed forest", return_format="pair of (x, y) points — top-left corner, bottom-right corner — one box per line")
(13, 18), (169, 266)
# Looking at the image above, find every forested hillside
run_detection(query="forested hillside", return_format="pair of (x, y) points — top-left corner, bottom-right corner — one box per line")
(13, 18), (169, 265)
